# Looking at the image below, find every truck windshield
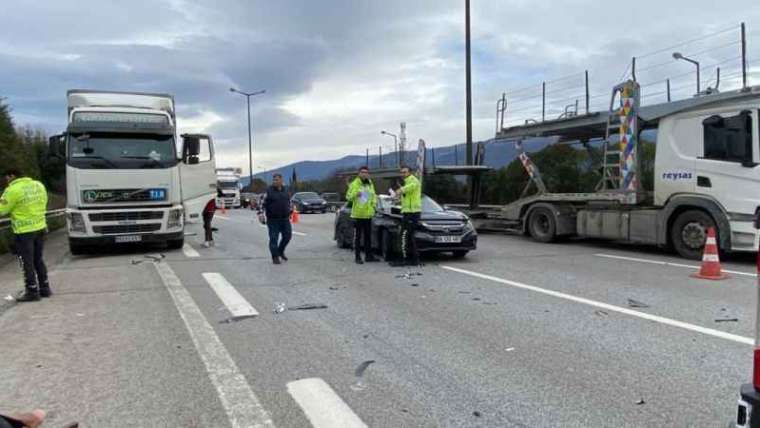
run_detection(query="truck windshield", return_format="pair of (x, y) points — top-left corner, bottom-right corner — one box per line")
(68, 133), (177, 169)
(218, 181), (239, 189)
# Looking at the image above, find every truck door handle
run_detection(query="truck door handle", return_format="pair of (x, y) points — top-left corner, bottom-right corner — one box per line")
(697, 176), (711, 188)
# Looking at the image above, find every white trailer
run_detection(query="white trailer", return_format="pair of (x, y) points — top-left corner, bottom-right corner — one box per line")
(475, 80), (760, 259)
(50, 90), (217, 254)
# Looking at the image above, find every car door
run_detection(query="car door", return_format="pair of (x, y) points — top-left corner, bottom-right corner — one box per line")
(180, 133), (216, 223)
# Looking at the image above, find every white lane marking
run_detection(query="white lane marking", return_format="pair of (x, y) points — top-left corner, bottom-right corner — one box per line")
(595, 253), (756, 278)
(202, 272), (259, 318)
(154, 263), (274, 427)
(287, 378), (368, 428)
(441, 265), (754, 346)
(182, 243), (200, 258)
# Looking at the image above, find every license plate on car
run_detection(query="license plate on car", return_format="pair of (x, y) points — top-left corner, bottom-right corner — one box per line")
(435, 235), (461, 243)
(115, 235), (142, 243)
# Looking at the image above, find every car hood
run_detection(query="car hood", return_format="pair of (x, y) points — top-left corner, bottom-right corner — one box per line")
(419, 210), (467, 221)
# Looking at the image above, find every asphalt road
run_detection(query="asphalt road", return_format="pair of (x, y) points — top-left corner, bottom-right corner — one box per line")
(0, 209), (756, 427)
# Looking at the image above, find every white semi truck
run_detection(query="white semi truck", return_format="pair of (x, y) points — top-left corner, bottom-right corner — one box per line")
(216, 167), (242, 208)
(50, 90), (217, 254)
(466, 80), (760, 259)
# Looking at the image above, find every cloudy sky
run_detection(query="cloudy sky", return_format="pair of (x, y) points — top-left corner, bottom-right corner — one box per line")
(2, 0), (760, 173)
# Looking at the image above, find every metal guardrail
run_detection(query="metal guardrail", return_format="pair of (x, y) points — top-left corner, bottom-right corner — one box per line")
(0, 209), (67, 231)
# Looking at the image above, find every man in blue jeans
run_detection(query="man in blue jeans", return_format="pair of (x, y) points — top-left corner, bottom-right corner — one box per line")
(259, 173), (292, 264)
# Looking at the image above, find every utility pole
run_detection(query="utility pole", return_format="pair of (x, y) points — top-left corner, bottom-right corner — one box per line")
(465, 0), (473, 166)
(229, 88), (266, 189)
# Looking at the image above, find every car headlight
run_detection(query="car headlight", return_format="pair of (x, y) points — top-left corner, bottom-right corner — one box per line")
(68, 212), (86, 233)
(168, 208), (183, 229)
(464, 219), (475, 231)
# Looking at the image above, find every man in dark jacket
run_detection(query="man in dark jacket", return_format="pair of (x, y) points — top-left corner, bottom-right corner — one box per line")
(259, 173), (292, 264)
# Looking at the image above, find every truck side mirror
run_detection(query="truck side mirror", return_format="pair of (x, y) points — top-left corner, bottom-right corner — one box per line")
(48, 134), (65, 158)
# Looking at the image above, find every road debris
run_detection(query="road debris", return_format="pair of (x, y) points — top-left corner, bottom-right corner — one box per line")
(290, 303), (328, 311)
(458, 291), (472, 294)
(144, 253), (165, 262)
(329, 286), (340, 290)
(627, 299), (650, 308)
(351, 360), (376, 391)
(395, 271), (423, 280)
(273, 302), (287, 314)
(473, 411), (482, 417)
(505, 347), (515, 352)
(635, 399), (645, 405)
(410, 283), (419, 287)
(715, 318), (739, 323)
(472, 297), (481, 301)
(4, 294), (15, 302)
(595, 310), (608, 316)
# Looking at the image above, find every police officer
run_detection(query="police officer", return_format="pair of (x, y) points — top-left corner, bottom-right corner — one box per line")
(0, 168), (51, 302)
(391, 166), (421, 266)
(346, 166), (378, 264)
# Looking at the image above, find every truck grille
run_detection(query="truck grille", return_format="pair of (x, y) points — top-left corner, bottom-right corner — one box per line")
(89, 211), (164, 222)
(93, 224), (162, 235)
(82, 188), (167, 203)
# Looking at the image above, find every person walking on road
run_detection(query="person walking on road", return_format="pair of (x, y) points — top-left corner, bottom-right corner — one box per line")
(0, 169), (51, 302)
(390, 166), (422, 267)
(259, 173), (292, 264)
(346, 166), (378, 264)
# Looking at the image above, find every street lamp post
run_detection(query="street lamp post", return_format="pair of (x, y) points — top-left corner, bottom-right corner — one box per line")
(381, 130), (398, 167)
(672, 52), (700, 95)
(230, 87), (266, 190)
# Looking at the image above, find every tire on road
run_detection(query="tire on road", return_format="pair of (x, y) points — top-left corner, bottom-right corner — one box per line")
(528, 207), (557, 243)
(381, 228), (395, 260)
(670, 209), (716, 260)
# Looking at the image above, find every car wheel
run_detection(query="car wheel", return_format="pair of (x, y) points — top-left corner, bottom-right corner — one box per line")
(671, 210), (715, 260)
(452, 250), (468, 258)
(381, 229), (395, 260)
(528, 207), (556, 243)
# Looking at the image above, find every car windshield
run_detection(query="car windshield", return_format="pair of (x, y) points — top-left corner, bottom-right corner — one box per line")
(422, 195), (444, 212)
(297, 192), (319, 199)
(218, 181), (239, 189)
(68, 132), (177, 169)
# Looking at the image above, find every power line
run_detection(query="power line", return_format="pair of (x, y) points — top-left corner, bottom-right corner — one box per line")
(634, 24), (739, 59)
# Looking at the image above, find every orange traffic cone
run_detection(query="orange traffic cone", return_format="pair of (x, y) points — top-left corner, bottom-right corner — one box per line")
(290, 208), (300, 224)
(691, 227), (728, 280)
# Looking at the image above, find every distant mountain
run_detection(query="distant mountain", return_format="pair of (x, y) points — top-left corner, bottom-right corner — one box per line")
(241, 138), (553, 187)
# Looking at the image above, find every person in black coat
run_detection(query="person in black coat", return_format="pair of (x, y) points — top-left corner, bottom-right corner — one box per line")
(258, 173), (292, 264)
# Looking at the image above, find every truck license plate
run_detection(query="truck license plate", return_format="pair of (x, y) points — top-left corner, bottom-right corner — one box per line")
(115, 235), (142, 243)
(435, 235), (461, 243)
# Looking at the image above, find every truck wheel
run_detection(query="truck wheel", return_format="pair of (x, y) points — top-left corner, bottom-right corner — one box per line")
(69, 242), (87, 255)
(671, 210), (715, 260)
(381, 229), (395, 260)
(167, 238), (184, 250)
(528, 207), (556, 243)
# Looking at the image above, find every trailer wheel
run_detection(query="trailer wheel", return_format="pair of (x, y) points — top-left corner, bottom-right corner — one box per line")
(671, 210), (715, 260)
(528, 207), (556, 243)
